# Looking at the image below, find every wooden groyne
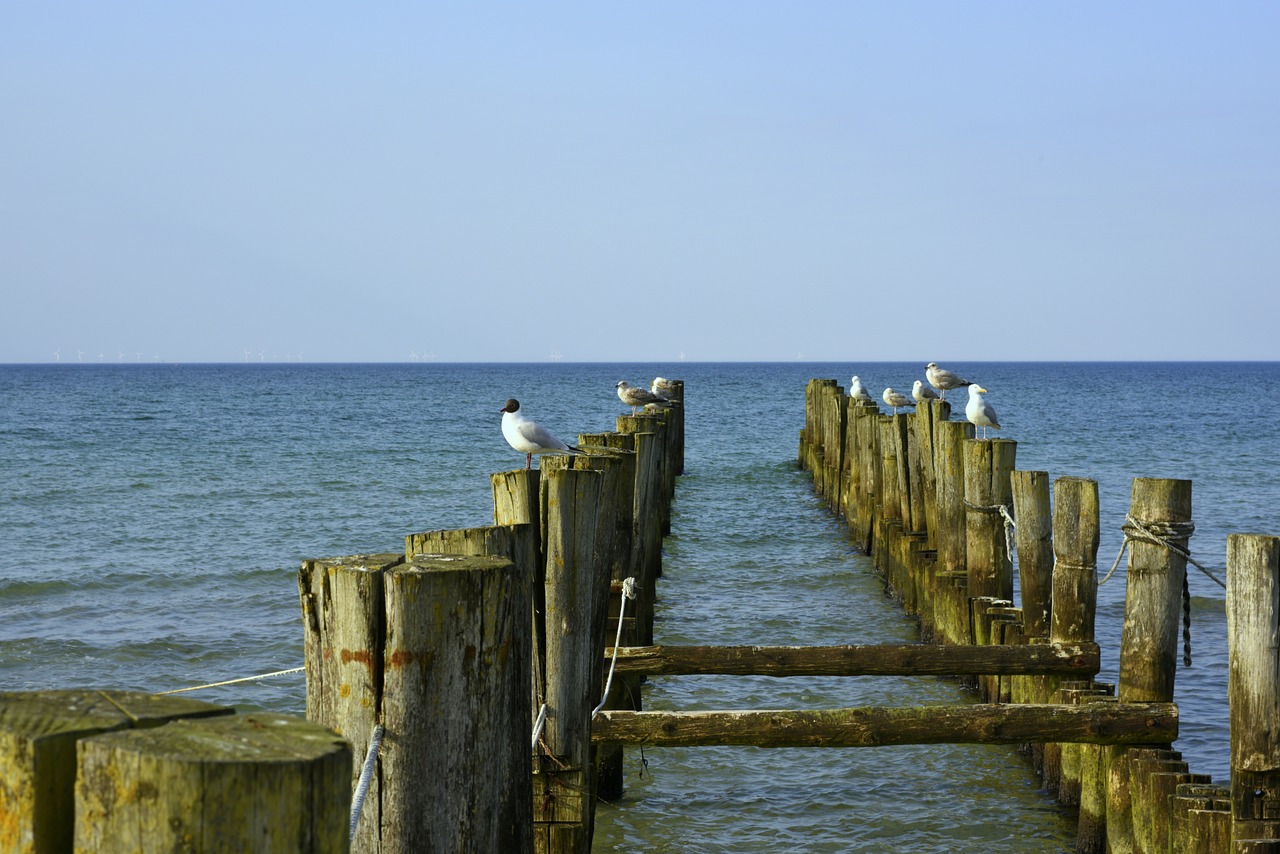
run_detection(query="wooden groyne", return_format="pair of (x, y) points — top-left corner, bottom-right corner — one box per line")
(800, 377), (1280, 853)
(7, 374), (1279, 852)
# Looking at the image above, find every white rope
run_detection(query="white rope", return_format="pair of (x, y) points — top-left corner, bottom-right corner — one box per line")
(592, 577), (637, 720)
(156, 666), (305, 695)
(531, 703), (549, 750)
(998, 504), (1017, 564)
(963, 499), (1017, 564)
(1100, 514), (1224, 589)
(349, 723), (384, 842)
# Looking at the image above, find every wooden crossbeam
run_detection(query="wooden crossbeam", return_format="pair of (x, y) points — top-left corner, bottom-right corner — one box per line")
(603, 642), (1100, 677)
(591, 702), (1178, 747)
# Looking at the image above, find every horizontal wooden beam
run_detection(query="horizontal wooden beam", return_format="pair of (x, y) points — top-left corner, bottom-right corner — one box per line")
(603, 642), (1100, 677)
(592, 702), (1177, 747)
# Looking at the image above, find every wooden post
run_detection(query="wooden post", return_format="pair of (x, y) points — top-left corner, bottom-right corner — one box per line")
(1118, 478), (1191, 703)
(850, 402), (881, 554)
(0, 690), (230, 853)
(535, 468), (605, 854)
(933, 420), (969, 645)
(493, 469), (542, 556)
(1107, 478), (1191, 854)
(300, 551), (533, 853)
(1045, 478), (1099, 807)
(1051, 477), (1100, 646)
(299, 551), (401, 854)
(615, 421), (663, 633)
(382, 555), (533, 853)
(540, 448), (630, 802)
(1011, 470), (1053, 638)
(1228, 534), (1280, 842)
(962, 438), (1016, 602)
(75, 712), (350, 853)
(915, 399), (950, 548)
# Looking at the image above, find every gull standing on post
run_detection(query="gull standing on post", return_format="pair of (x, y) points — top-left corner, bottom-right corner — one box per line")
(616, 380), (669, 414)
(882, 387), (914, 415)
(849, 376), (874, 404)
(965, 385), (1001, 439)
(500, 399), (580, 469)
(911, 380), (939, 404)
(925, 362), (973, 400)
(650, 377), (676, 399)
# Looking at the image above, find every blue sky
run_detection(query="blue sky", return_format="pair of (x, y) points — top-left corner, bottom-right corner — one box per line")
(3, 3), (1277, 363)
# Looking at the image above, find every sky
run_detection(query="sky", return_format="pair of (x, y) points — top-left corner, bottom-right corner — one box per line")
(2, 3), (1277, 363)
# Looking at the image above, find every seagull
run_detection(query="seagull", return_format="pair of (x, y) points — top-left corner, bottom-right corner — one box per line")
(965, 385), (1001, 439)
(650, 377), (676, 399)
(849, 376), (874, 404)
(616, 380), (670, 413)
(925, 362), (973, 400)
(499, 399), (580, 469)
(882, 387), (915, 415)
(911, 379), (939, 404)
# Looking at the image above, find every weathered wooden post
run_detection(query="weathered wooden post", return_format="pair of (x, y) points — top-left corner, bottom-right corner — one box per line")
(933, 420), (970, 645)
(0, 690), (231, 853)
(1011, 470), (1053, 639)
(75, 712), (351, 853)
(300, 551), (533, 853)
(383, 554), (532, 853)
(534, 467), (605, 853)
(962, 438), (1016, 603)
(915, 399), (950, 547)
(962, 431), (1017, 700)
(876, 416), (904, 590)
(849, 401), (881, 554)
(299, 553), (401, 852)
(1228, 534), (1280, 844)
(1044, 477), (1099, 807)
(541, 448), (630, 801)
(616, 418), (664, 617)
(1106, 477), (1191, 854)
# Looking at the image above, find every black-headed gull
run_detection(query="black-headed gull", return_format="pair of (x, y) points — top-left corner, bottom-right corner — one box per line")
(965, 385), (1001, 438)
(616, 381), (670, 414)
(849, 376), (874, 404)
(912, 379), (939, 403)
(882, 388), (914, 415)
(500, 399), (579, 469)
(925, 362), (973, 399)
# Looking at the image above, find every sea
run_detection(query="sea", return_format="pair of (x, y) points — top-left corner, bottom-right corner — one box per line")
(2, 361), (1275, 852)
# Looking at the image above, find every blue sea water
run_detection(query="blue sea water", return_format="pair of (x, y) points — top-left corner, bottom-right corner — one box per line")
(1, 361), (1276, 852)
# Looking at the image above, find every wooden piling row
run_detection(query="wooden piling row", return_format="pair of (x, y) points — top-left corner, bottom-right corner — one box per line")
(297, 391), (682, 854)
(799, 377), (1277, 853)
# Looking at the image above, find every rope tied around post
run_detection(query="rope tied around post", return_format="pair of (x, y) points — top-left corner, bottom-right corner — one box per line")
(1100, 514), (1219, 668)
(963, 498), (1017, 564)
(592, 577), (637, 720)
(349, 722), (384, 842)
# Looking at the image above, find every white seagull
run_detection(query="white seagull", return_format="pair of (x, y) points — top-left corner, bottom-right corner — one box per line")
(849, 376), (874, 404)
(500, 399), (580, 469)
(911, 379), (939, 404)
(882, 387), (915, 415)
(650, 377), (676, 399)
(925, 362), (973, 400)
(965, 385), (1001, 439)
(616, 380), (670, 414)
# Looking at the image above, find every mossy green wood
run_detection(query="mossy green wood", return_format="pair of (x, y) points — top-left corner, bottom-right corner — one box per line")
(74, 712), (349, 853)
(0, 690), (231, 854)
